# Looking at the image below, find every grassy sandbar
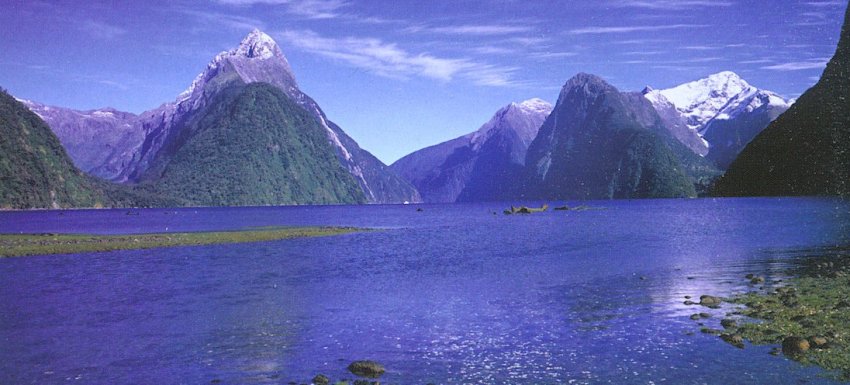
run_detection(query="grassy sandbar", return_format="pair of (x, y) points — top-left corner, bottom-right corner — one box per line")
(0, 226), (361, 257)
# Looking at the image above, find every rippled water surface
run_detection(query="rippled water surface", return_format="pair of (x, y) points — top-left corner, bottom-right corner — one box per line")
(2, 198), (850, 384)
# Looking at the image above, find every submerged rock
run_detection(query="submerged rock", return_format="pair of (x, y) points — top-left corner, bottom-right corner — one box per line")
(312, 374), (330, 385)
(700, 295), (723, 307)
(347, 361), (385, 379)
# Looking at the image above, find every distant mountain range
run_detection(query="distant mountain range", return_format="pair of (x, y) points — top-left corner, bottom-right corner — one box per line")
(715, 4), (850, 197)
(16, 30), (419, 206)
(391, 70), (791, 203)
(4, 18), (843, 208)
(390, 99), (552, 202)
(0, 90), (176, 209)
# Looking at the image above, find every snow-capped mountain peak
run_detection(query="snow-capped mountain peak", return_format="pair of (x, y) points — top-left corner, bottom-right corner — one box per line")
(516, 98), (554, 115)
(655, 71), (753, 130)
(470, 98), (552, 148)
(177, 29), (296, 104)
(235, 29), (279, 60)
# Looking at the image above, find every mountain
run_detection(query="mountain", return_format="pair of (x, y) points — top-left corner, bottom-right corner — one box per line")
(142, 82), (366, 206)
(0, 89), (176, 209)
(390, 99), (552, 202)
(16, 100), (142, 181)
(0, 89), (108, 209)
(524, 73), (718, 200)
(25, 29), (419, 205)
(714, 4), (850, 197)
(644, 72), (792, 169)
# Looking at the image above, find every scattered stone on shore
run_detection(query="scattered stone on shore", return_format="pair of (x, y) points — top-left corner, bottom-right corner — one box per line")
(809, 336), (829, 349)
(782, 336), (810, 356)
(720, 333), (745, 348)
(312, 374), (330, 385)
(347, 361), (385, 379)
(699, 295), (722, 308)
(720, 319), (737, 329)
(701, 328), (723, 335)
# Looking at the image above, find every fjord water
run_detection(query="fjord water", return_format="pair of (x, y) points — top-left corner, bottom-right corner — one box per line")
(1, 198), (849, 384)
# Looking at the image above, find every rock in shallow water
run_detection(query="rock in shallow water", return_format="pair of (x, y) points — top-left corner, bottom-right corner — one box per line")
(312, 374), (330, 385)
(700, 295), (722, 307)
(347, 361), (385, 379)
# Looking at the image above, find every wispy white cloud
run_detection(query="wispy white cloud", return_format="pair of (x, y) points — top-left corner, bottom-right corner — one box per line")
(740, 59), (774, 64)
(610, 38), (671, 45)
(276, 29), (521, 87)
(568, 24), (707, 35)
(622, 51), (663, 55)
(406, 24), (534, 36)
(97, 80), (128, 90)
(214, 0), (348, 19)
(79, 20), (127, 40)
(681, 45), (721, 50)
(609, 0), (734, 10)
(180, 9), (264, 31)
(762, 59), (829, 71)
(528, 51), (579, 60)
(805, 1), (846, 6)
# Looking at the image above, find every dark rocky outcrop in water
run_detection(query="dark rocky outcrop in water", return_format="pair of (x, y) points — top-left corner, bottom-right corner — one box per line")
(715, 4), (850, 197)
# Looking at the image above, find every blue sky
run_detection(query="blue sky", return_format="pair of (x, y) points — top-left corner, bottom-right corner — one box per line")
(0, 0), (845, 163)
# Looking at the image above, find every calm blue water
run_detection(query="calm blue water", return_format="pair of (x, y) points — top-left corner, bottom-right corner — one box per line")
(1, 198), (850, 385)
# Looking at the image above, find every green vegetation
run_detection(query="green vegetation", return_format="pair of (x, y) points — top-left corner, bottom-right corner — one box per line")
(0, 89), (106, 209)
(720, 254), (850, 380)
(141, 82), (366, 206)
(0, 226), (361, 257)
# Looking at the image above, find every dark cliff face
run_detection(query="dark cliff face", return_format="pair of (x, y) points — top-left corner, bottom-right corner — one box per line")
(524, 74), (717, 200)
(390, 99), (552, 203)
(715, 4), (850, 197)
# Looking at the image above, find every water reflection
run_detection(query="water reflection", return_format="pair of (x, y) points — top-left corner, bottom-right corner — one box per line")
(1, 198), (849, 384)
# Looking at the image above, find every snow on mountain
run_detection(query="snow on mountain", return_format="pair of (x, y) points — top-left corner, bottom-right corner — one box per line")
(122, 29), (418, 203)
(647, 71), (791, 135)
(644, 71), (792, 168)
(391, 98), (551, 203)
(470, 98), (553, 149)
(17, 98), (142, 181)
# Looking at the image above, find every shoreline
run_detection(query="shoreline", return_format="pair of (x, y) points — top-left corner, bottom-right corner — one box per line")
(0, 226), (363, 257)
(700, 247), (850, 381)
